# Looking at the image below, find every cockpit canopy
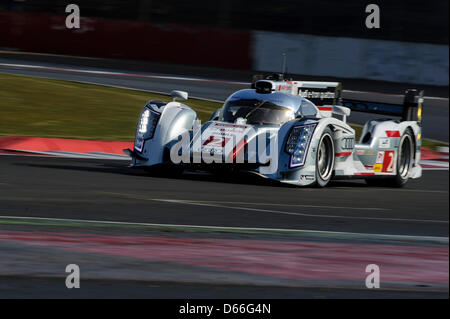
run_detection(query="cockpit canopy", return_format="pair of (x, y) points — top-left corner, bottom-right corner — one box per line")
(222, 99), (295, 125)
(220, 89), (317, 125)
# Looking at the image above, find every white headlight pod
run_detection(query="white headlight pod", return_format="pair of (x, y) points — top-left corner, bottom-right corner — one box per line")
(135, 106), (160, 152)
(285, 123), (317, 168)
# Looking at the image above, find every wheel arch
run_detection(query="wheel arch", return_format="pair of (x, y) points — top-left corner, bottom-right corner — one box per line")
(404, 125), (417, 161)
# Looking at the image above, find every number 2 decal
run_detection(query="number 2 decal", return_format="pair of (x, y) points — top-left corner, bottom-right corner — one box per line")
(385, 151), (395, 173)
(374, 151), (395, 173)
(203, 136), (230, 147)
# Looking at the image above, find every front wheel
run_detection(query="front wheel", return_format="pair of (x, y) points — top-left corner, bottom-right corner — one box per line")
(314, 128), (335, 187)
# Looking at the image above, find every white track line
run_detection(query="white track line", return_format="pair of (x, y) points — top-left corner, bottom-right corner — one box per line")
(151, 199), (448, 224)
(421, 160), (449, 168)
(0, 62), (249, 85)
(170, 200), (388, 211)
(325, 187), (448, 194)
(1, 62), (448, 101)
(0, 215), (447, 244)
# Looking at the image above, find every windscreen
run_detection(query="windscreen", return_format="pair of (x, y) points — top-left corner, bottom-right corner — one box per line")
(221, 99), (295, 125)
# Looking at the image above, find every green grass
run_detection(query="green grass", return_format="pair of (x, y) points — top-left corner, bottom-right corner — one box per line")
(0, 73), (221, 140)
(0, 73), (447, 149)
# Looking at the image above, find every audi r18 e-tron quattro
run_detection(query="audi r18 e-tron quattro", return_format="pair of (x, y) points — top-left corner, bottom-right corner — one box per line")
(125, 74), (423, 187)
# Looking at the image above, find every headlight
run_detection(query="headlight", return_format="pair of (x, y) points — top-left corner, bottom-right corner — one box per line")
(135, 107), (160, 152)
(137, 108), (159, 139)
(285, 123), (316, 167)
(138, 109), (150, 133)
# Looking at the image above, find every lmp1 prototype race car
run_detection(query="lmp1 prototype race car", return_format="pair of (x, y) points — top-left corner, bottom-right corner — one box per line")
(124, 74), (424, 187)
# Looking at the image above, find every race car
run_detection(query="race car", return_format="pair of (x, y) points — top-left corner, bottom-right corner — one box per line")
(124, 74), (424, 187)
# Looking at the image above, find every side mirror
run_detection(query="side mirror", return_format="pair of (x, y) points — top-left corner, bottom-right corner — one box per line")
(171, 90), (188, 102)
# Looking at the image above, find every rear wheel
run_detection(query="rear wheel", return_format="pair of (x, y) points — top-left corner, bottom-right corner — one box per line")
(366, 129), (414, 187)
(314, 128), (335, 187)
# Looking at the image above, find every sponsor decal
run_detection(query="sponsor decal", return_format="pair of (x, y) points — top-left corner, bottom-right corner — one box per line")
(378, 138), (390, 149)
(375, 151), (385, 163)
(170, 121), (279, 173)
(277, 84), (292, 92)
(374, 151), (384, 172)
(203, 136), (231, 148)
(356, 150), (375, 156)
(298, 89), (335, 100)
(374, 151), (395, 173)
(373, 163), (383, 172)
(382, 151), (395, 173)
(297, 87), (338, 107)
(213, 123), (247, 130)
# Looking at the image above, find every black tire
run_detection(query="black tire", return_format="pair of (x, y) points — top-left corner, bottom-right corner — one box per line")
(314, 128), (335, 187)
(365, 129), (414, 188)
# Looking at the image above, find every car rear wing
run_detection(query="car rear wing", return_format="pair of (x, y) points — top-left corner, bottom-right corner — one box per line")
(250, 75), (423, 123)
(341, 89), (424, 123)
(251, 74), (343, 106)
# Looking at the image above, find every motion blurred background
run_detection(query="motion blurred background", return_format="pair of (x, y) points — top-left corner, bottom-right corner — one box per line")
(0, 0), (448, 86)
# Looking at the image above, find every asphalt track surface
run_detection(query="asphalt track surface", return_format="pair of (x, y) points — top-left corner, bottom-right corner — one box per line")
(1, 155), (448, 237)
(2, 277), (447, 299)
(0, 155), (448, 298)
(0, 54), (448, 141)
